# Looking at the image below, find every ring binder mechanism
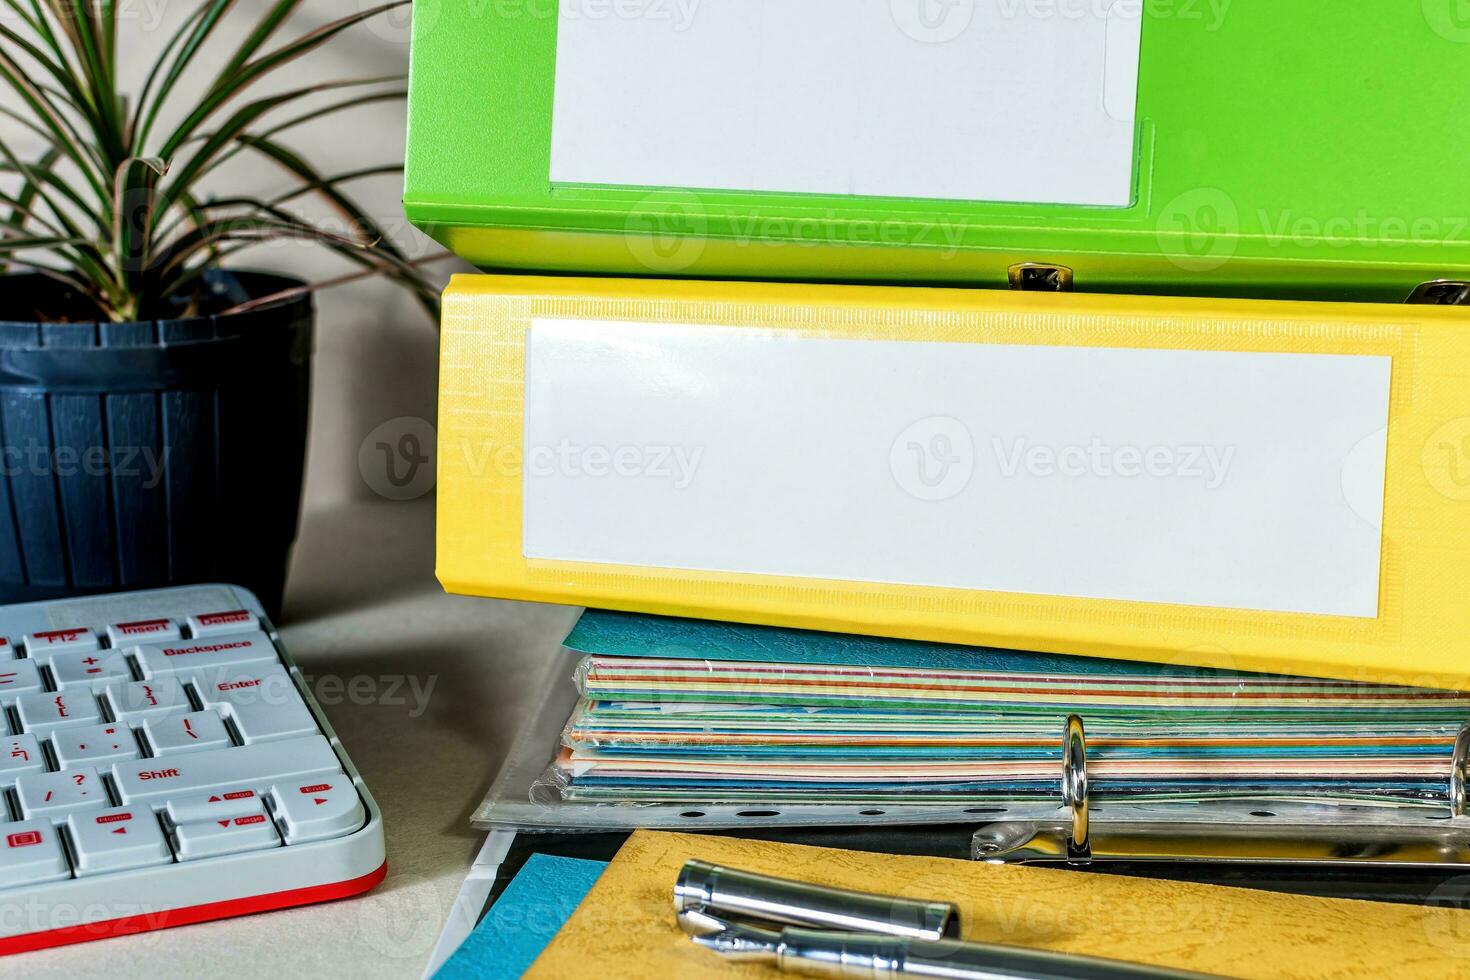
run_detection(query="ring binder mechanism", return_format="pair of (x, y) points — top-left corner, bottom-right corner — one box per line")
(1060, 715), (1090, 862)
(972, 717), (1470, 870)
(1408, 280), (1470, 306)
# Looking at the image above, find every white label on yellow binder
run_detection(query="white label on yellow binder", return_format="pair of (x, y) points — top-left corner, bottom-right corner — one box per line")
(549, 0), (1141, 207)
(521, 319), (1392, 618)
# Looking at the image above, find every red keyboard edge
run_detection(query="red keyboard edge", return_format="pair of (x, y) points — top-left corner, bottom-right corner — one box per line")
(0, 860), (388, 956)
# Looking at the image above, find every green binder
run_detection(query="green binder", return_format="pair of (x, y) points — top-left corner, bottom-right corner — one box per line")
(404, 1), (1470, 302)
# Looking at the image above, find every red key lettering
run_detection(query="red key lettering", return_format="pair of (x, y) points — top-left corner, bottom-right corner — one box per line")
(117, 619), (169, 634)
(198, 611), (251, 626)
(138, 768), (181, 781)
(35, 629), (84, 643)
(163, 641), (249, 658)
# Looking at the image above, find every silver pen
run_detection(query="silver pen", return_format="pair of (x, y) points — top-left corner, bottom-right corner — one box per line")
(674, 861), (1218, 980)
(679, 908), (1219, 980)
(674, 859), (958, 941)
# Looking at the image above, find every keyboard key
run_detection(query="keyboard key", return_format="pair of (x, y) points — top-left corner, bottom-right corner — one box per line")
(190, 664), (296, 703)
(102, 677), (193, 720)
(112, 735), (342, 804)
(194, 666), (317, 743)
(15, 690), (102, 735)
(52, 723), (141, 768)
(68, 806), (172, 877)
(0, 660), (44, 704)
(0, 821), (71, 887)
(271, 778), (366, 844)
(106, 618), (181, 647)
(186, 609), (260, 638)
(50, 649), (133, 690)
(172, 810), (280, 861)
(143, 710), (232, 756)
(165, 789), (265, 824)
(135, 631), (277, 678)
(0, 735), (45, 789)
(0, 586), (380, 939)
(16, 767), (107, 822)
(21, 627), (99, 663)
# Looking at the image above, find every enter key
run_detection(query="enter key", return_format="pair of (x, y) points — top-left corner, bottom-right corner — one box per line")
(270, 778), (365, 844)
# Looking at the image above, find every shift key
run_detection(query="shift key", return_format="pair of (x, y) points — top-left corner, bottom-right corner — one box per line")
(112, 735), (341, 804)
(134, 631), (278, 678)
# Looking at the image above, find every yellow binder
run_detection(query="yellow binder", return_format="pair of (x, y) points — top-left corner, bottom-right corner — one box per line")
(525, 831), (1470, 980)
(436, 274), (1470, 689)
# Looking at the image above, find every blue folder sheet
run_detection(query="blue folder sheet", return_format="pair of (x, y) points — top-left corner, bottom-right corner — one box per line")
(436, 854), (607, 980)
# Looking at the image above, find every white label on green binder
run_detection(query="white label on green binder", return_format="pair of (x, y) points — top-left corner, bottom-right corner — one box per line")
(521, 318), (1392, 619)
(549, 0), (1142, 207)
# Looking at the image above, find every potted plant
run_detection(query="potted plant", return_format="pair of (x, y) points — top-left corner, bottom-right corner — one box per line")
(0, 0), (438, 615)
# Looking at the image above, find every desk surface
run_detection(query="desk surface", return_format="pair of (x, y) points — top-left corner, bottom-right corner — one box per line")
(9, 497), (578, 980)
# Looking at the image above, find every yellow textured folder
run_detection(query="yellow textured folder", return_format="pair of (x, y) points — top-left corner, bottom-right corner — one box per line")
(437, 275), (1470, 688)
(525, 831), (1470, 979)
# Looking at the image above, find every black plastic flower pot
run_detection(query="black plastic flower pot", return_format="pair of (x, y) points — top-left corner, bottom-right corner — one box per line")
(0, 270), (312, 618)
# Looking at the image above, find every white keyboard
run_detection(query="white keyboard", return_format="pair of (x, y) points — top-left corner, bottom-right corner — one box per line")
(0, 585), (385, 955)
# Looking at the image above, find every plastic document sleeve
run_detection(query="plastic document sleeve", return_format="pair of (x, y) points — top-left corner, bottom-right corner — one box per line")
(436, 274), (1470, 689)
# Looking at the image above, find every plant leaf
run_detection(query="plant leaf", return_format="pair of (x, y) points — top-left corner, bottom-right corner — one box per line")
(111, 156), (168, 286)
(0, 144), (63, 271)
(2, 146), (63, 230)
(198, 85), (406, 177)
(148, 207), (379, 299)
(0, 17), (98, 121)
(0, 193), (63, 236)
(231, 136), (437, 316)
(206, 0), (300, 91)
(0, 132), (96, 237)
(14, 0), (75, 78)
(0, 232), (88, 252)
(217, 252), (452, 317)
(96, 0), (115, 78)
(39, 0), (124, 161)
(0, 135), (120, 298)
(1, 0), (435, 322)
(157, 75), (404, 220)
(130, 0), (236, 152)
(2, 0), (49, 40)
(0, 257), (99, 298)
(0, 44), (108, 201)
(157, 3), (407, 160)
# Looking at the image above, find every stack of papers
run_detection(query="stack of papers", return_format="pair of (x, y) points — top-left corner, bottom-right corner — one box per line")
(542, 612), (1470, 809)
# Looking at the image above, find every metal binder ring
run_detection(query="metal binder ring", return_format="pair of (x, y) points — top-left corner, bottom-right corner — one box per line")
(1452, 723), (1470, 817)
(1061, 714), (1089, 859)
